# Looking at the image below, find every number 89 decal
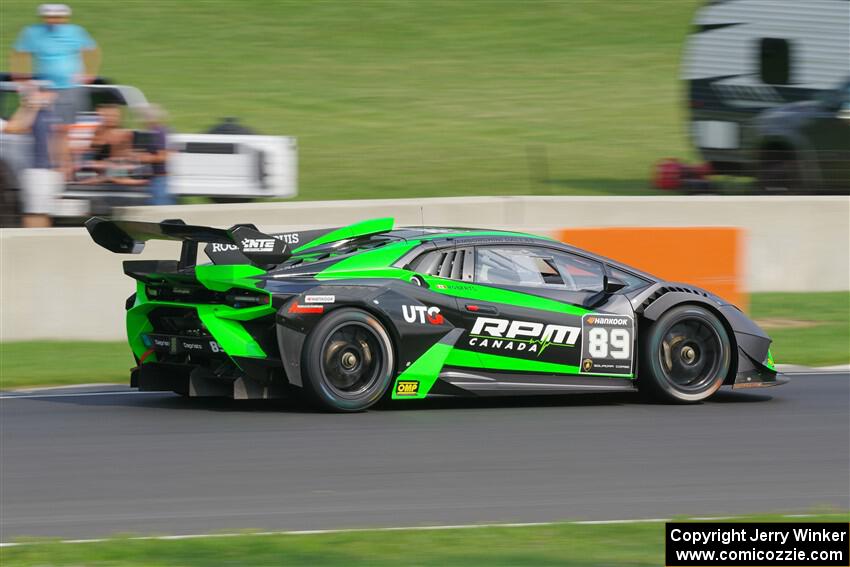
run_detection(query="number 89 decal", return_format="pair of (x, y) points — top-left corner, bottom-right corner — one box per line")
(580, 314), (635, 376)
(587, 327), (630, 359)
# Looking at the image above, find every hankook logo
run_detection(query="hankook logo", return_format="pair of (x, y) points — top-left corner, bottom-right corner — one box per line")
(468, 316), (580, 355)
(586, 316), (629, 326)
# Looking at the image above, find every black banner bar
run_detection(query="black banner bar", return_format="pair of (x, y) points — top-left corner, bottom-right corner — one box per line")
(666, 522), (849, 566)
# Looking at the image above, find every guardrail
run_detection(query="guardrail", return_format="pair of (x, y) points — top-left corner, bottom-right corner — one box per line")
(1, 195), (847, 340)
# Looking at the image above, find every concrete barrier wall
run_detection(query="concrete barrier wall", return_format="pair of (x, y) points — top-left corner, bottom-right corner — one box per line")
(1, 196), (847, 341)
(118, 195), (850, 294)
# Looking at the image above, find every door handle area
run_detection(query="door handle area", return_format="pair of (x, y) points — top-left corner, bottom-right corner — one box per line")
(465, 303), (498, 315)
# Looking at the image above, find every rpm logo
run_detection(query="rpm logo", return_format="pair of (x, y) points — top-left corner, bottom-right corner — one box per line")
(241, 238), (276, 253)
(468, 316), (580, 355)
(402, 305), (444, 325)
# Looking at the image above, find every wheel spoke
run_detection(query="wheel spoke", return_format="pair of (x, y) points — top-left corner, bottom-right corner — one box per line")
(320, 322), (383, 396)
(658, 317), (723, 391)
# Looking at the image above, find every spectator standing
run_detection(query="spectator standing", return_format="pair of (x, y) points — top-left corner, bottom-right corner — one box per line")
(17, 84), (63, 227)
(11, 3), (101, 176)
(11, 4), (100, 120)
(138, 104), (175, 205)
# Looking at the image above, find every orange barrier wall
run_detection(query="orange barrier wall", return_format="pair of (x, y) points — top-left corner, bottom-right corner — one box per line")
(556, 227), (746, 311)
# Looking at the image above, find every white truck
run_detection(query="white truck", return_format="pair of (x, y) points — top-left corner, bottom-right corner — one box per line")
(0, 77), (297, 223)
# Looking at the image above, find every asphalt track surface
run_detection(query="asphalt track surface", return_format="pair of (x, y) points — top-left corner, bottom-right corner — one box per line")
(1, 372), (848, 540)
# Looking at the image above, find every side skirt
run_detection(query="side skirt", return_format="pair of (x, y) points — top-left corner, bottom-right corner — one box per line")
(432, 368), (637, 397)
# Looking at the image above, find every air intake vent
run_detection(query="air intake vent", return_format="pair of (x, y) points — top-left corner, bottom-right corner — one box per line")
(438, 250), (464, 279)
(637, 285), (710, 313)
(411, 248), (472, 281)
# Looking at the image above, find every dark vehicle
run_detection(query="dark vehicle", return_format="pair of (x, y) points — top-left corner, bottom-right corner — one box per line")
(683, 0), (849, 191)
(87, 216), (784, 412)
(753, 79), (850, 192)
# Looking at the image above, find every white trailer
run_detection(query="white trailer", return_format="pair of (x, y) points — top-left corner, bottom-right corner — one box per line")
(682, 0), (849, 173)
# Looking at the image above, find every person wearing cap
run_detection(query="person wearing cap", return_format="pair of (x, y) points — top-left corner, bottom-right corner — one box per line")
(10, 4), (101, 126)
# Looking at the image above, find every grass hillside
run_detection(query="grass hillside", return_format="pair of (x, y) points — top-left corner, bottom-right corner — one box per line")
(1, 1), (699, 200)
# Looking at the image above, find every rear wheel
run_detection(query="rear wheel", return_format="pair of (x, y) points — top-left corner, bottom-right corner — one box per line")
(638, 305), (731, 403)
(301, 308), (395, 412)
(756, 150), (801, 193)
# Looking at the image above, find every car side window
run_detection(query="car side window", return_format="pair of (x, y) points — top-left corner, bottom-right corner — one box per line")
(408, 248), (473, 281)
(607, 266), (650, 292)
(552, 250), (606, 292)
(474, 246), (605, 292)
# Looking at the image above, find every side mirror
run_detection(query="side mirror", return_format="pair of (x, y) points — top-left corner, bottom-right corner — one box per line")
(603, 275), (627, 294)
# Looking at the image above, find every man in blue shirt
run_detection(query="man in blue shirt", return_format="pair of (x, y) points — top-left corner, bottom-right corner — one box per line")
(11, 4), (100, 125)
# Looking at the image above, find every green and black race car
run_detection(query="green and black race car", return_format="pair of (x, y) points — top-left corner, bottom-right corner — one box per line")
(87, 216), (784, 412)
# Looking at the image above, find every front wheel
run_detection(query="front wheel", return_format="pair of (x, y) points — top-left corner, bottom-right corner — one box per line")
(301, 308), (395, 412)
(638, 305), (732, 403)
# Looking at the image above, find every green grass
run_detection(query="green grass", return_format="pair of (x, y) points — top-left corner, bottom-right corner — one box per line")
(751, 292), (850, 368)
(0, 341), (132, 390)
(0, 0), (698, 200)
(1, 514), (846, 567)
(1, 292), (846, 390)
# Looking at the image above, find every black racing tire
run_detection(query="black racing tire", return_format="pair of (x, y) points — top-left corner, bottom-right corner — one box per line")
(301, 308), (395, 412)
(638, 305), (731, 403)
(756, 151), (801, 193)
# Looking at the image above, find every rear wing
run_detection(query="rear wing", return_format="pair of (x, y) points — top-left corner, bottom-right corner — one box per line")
(85, 216), (395, 269)
(85, 217), (290, 269)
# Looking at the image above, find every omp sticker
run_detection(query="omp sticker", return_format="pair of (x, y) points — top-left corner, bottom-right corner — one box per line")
(395, 380), (419, 396)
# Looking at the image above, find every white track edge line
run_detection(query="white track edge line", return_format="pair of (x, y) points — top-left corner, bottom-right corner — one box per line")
(0, 391), (162, 400)
(2, 515), (843, 548)
(8, 383), (123, 393)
